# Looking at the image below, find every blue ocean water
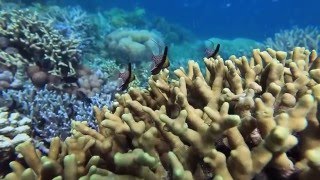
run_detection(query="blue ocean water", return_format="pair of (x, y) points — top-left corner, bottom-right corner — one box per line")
(39, 0), (320, 41)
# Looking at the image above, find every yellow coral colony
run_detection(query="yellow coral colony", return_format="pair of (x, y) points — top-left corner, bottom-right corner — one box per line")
(4, 47), (320, 180)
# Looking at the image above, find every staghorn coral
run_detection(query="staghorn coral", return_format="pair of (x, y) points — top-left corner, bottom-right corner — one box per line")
(0, 50), (29, 89)
(265, 26), (320, 52)
(0, 9), (81, 83)
(0, 82), (117, 150)
(3, 47), (320, 179)
(0, 69), (21, 90)
(35, 5), (95, 50)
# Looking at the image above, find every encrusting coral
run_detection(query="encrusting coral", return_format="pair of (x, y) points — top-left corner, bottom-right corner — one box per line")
(3, 47), (320, 179)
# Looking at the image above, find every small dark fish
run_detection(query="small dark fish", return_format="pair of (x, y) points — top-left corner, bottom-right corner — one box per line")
(66, 103), (75, 118)
(7, 99), (22, 112)
(61, 76), (80, 87)
(62, 76), (78, 83)
(35, 60), (51, 70)
(59, 65), (70, 77)
(118, 63), (135, 91)
(35, 60), (42, 68)
(151, 40), (170, 75)
(205, 40), (220, 59)
(7, 64), (17, 75)
(76, 90), (92, 104)
(7, 99), (17, 111)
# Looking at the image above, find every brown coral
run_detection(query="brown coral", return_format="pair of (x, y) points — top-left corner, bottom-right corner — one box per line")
(31, 71), (48, 88)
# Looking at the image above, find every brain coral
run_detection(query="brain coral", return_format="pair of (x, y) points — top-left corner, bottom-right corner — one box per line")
(105, 29), (163, 63)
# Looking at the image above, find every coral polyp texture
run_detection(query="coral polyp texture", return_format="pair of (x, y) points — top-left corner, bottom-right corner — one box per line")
(3, 47), (320, 180)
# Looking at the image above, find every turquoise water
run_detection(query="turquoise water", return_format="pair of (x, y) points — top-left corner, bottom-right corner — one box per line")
(23, 0), (320, 40)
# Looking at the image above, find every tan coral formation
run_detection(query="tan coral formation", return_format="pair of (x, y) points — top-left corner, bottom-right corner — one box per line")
(3, 47), (320, 179)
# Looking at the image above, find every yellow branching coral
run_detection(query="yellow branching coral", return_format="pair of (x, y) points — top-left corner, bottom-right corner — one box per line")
(3, 47), (320, 180)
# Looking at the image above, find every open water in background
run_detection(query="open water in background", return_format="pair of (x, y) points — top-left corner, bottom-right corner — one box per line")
(29, 0), (320, 41)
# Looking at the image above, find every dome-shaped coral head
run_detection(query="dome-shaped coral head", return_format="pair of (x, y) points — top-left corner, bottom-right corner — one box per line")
(118, 63), (135, 91)
(106, 29), (164, 63)
(205, 40), (220, 58)
(150, 39), (170, 75)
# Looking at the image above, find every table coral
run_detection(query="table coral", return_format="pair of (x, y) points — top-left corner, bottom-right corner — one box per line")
(3, 47), (320, 180)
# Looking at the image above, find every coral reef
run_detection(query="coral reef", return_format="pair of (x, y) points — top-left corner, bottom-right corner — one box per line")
(265, 26), (320, 52)
(0, 50), (29, 89)
(0, 81), (117, 149)
(89, 7), (148, 49)
(3, 47), (320, 179)
(83, 57), (120, 79)
(36, 5), (95, 50)
(85, 57), (153, 88)
(0, 108), (31, 165)
(0, 9), (81, 89)
(0, 68), (22, 90)
(1, 1), (320, 180)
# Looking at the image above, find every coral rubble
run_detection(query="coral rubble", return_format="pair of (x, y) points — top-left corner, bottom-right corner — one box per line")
(3, 47), (320, 180)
